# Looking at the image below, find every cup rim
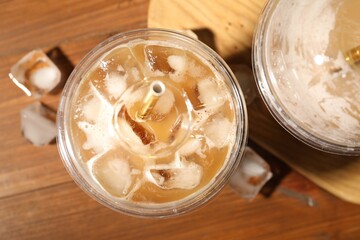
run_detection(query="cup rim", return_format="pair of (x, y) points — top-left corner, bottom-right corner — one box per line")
(252, 0), (360, 156)
(57, 28), (249, 217)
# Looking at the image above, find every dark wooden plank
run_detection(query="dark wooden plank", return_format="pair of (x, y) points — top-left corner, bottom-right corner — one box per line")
(0, 172), (360, 239)
(0, 0), (149, 57)
(1, 0), (360, 239)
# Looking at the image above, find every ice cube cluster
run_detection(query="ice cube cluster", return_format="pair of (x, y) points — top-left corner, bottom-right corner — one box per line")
(9, 49), (64, 146)
(71, 40), (238, 203)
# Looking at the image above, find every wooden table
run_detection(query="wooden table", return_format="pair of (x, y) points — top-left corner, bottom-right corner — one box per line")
(1, 1), (360, 239)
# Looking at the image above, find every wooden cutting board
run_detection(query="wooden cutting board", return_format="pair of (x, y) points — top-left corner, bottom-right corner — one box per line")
(148, 0), (360, 204)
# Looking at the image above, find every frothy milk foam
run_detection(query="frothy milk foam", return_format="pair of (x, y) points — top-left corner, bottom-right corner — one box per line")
(265, 0), (360, 146)
(69, 40), (237, 204)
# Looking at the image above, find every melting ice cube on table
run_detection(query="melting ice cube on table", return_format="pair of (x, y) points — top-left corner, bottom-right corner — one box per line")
(229, 147), (272, 199)
(20, 102), (57, 146)
(9, 50), (61, 97)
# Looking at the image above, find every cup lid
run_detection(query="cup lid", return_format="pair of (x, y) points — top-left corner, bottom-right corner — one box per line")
(253, 0), (360, 155)
(57, 29), (249, 217)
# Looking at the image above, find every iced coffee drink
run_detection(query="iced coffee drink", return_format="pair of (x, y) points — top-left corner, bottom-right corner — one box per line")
(253, 0), (360, 155)
(57, 29), (247, 217)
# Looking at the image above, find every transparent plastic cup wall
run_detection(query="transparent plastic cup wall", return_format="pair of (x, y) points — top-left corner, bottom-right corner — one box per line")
(252, 0), (360, 156)
(57, 29), (248, 218)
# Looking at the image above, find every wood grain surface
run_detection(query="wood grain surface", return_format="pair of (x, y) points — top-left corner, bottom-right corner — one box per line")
(148, 0), (267, 61)
(148, 0), (360, 205)
(1, 0), (360, 239)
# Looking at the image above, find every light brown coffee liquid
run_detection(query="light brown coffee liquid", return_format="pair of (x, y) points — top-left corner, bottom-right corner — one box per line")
(69, 40), (236, 204)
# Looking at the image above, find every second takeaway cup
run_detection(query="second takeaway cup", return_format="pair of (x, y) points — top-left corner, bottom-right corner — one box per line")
(253, 0), (360, 155)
